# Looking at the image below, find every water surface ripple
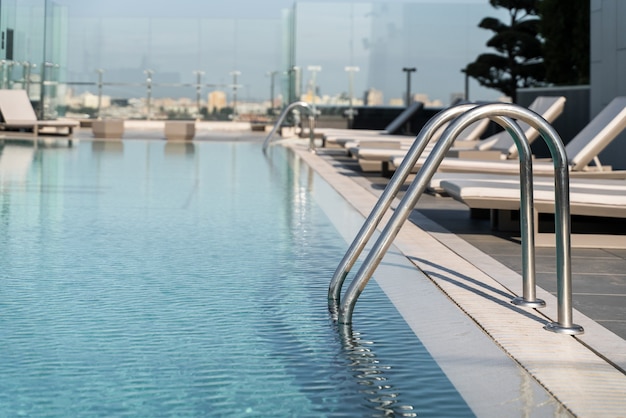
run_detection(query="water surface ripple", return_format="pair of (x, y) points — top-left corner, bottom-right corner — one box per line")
(0, 141), (471, 417)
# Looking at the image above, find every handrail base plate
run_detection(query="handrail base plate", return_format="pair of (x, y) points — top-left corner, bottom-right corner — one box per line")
(544, 322), (584, 335)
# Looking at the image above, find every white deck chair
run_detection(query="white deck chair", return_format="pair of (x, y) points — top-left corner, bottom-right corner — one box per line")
(351, 118), (492, 172)
(355, 96), (566, 173)
(0, 89), (78, 137)
(390, 96), (626, 177)
(322, 101), (424, 146)
(471, 95), (567, 159)
(344, 117), (490, 150)
(439, 176), (626, 248)
(333, 102), (493, 151)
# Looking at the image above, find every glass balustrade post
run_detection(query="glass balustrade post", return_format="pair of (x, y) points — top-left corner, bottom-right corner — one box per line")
(96, 69), (104, 119)
(307, 65), (321, 117)
(22, 62), (30, 93)
(39, 62), (55, 120)
(267, 70), (279, 117)
(0, 61), (6, 90)
(193, 70), (205, 120)
(6, 61), (15, 89)
(230, 70), (241, 120)
(144, 69), (153, 120)
(344, 66), (359, 128)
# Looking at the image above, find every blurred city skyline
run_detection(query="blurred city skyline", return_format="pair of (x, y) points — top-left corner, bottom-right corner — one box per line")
(54, 0), (510, 106)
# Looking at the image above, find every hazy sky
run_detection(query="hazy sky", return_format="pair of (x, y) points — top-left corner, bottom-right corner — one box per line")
(54, 0), (509, 104)
(56, 0), (495, 18)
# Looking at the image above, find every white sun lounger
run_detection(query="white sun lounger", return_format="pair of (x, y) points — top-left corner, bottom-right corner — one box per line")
(0, 89), (79, 137)
(344, 117), (490, 150)
(390, 96), (626, 178)
(322, 101), (425, 147)
(439, 176), (626, 248)
(351, 118), (492, 172)
(355, 96), (566, 173)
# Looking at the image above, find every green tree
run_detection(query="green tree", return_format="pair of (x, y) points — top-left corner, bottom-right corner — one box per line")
(538, 0), (589, 85)
(465, 0), (544, 103)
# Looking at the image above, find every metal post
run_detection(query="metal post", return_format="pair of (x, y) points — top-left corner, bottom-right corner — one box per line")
(39, 0), (49, 119)
(267, 70), (279, 116)
(402, 67), (416, 107)
(21, 62), (28, 90)
(296, 66), (302, 101)
(39, 62), (55, 120)
(344, 66), (359, 128)
(307, 65), (321, 116)
(193, 70), (205, 120)
(0, 61), (6, 90)
(230, 70), (241, 119)
(6, 61), (14, 89)
(96, 69), (104, 119)
(144, 69), (153, 120)
(39, 61), (47, 119)
(463, 68), (469, 101)
(308, 114), (316, 151)
(288, 66), (296, 104)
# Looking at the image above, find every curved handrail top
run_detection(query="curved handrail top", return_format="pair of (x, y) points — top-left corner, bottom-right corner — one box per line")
(434, 102), (568, 170)
(391, 103), (478, 171)
(335, 100), (579, 333)
(328, 102), (479, 309)
(338, 114), (534, 323)
(262, 101), (314, 153)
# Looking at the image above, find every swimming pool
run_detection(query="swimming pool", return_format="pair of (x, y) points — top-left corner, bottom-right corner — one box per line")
(0, 139), (476, 416)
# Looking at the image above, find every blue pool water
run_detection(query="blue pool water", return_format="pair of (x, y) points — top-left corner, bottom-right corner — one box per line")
(0, 139), (473, 417)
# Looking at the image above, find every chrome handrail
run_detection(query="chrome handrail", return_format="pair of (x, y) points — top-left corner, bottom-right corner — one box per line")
(328, 103), (477, 313)
(333, 102), (583, 335)
(329, 109), (540, 315)
(262, 101), (316, 153)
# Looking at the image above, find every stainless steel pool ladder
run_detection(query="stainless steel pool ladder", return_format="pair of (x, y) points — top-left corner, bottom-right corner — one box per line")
(328, 102), (584, 335)
(262, 101), (316, 153)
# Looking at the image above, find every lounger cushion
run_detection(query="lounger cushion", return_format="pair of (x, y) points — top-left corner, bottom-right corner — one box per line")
(440, 178), (626, 218)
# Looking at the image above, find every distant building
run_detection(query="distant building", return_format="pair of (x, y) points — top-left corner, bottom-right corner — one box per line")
(78, 92), (111, 109)
(364, 88), (383, 106)
(303, 91), (321, 107)
(412, 93), (430, 105)
(208, 91), (227, 112)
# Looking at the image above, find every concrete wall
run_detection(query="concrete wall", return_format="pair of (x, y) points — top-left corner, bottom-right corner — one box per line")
(590, 0), (626, 169)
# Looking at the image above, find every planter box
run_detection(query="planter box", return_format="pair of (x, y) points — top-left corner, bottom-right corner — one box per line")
(92, 119), (124, 139)
(165, 121), (195, 141)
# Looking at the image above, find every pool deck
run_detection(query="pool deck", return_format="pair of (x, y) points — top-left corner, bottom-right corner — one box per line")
(32, 126), (626, 416)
